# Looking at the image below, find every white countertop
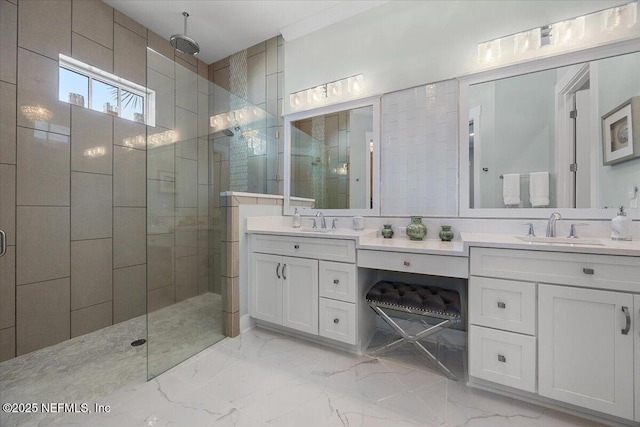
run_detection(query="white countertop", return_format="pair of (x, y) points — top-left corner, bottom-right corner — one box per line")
(460, 232), (640, 257)
(246, 217), (640, 257)
(247, 224), (379, 242)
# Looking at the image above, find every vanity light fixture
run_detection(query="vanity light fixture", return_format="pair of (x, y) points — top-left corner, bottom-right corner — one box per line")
(20, 105), (53, 122)
(603, 2), (637, 32)
(147, 129), (178, 148)
(289, 74), (364, 110)
(209, 107), (265, 133)
(514, 28), (541, 53)
(477, 40), (501, 64)
(551, 16), (585, 45)
(477, 1), (638, 65)
(83, 146), (106, 158)
(327, 80), (343, 97)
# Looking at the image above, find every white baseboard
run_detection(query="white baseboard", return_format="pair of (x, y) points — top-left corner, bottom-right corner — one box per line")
(240, 314), (256, 333)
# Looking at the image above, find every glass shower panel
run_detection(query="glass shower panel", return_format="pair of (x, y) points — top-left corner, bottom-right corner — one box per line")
(146, 49), (277, 379)
(146, 50), (223, 379)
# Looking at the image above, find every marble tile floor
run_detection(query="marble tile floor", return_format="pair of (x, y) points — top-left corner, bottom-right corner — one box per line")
(1, 292), (223, 427)
(11, 327), (602, 427)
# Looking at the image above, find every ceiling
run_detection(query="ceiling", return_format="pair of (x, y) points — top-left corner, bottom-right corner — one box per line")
(103, 0), (387, 64)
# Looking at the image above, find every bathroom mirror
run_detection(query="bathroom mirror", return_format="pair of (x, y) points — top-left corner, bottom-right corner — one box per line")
(284, 97), (381, 216)
(459, 41), (640, 219)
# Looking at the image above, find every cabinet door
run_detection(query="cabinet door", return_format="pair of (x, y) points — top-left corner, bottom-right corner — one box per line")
(282, 257), (318, 335)
(635, 295), (640, 423)
(538, 285), (634, 420)
(250, 253), (283, 325)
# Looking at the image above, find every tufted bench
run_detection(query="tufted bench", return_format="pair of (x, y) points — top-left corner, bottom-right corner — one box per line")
(366, 280), (462, 380)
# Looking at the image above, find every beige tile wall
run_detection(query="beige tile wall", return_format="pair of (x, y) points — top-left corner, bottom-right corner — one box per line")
(0, 0), (214, 362)
(220, 194), (284, 337)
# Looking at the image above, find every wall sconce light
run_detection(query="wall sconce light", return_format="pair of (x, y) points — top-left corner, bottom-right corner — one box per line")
(477, 1), (638, 66)
(289, 74), (364, 110)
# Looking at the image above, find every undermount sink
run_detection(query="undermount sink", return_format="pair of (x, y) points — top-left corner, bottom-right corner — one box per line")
(516, 236), (604, 246)
(297, 227), (335, 233)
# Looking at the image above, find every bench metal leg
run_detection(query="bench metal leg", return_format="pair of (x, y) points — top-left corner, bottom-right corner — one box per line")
(369, 304), (459, 381)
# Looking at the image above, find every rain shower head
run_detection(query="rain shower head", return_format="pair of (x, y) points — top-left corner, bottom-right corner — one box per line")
(222, 129), (234, 137)
(170, 12), (200, 56)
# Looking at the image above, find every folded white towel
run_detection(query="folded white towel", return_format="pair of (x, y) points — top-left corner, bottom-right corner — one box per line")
(530, 171), (549, 207)
(502, 173), (521, 206)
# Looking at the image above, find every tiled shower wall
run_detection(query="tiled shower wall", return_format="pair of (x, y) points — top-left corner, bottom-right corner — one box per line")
(210, 36), (285, 196)
(0, 0), (211, 362)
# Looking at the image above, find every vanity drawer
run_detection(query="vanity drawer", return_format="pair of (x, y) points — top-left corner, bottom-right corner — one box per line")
(469, 325), (536, 393)
(357, 249), (468, 279)
(319, 298), (357, 345)
(469, 277), (536, 335)
(470, 248), (640, 292)
(319, 261), (357, 303)
(251, 234), (356, 263)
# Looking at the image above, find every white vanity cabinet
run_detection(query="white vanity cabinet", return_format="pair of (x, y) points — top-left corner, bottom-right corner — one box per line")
(249, 233), (374, 348)
(469, 247), (640, 423)
(251, 252), (318, 334)
(468, 275), (537, 392)
(538, 284), (634, 420)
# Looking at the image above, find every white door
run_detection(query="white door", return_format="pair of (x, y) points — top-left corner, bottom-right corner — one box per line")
(635, 295), (640, 422)
(250, 253), (283, 325)
(538, 285), (634, 420)
(282, 256), (318, 335)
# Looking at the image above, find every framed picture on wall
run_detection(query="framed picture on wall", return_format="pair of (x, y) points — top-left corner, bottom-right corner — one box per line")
(602, 96), (640, 165)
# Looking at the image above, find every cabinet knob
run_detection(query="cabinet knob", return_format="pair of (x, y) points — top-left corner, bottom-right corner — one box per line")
(497, 354), (506, 363)
(403, 260), (411, 266)
(497, 302), (506, 309)
(294, 244), (300, 249)
(333, 318), (340, 324)
(333, 279), (340, 284)
(582, 267), (594, 275)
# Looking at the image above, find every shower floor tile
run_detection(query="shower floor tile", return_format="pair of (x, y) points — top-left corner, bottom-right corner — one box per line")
(0, 292), (223, 427)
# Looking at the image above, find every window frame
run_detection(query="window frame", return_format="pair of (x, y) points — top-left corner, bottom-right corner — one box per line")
(59, 54), (155, 126)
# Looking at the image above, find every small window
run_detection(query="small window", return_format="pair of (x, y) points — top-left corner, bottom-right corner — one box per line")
(59, 68), (88, 107)
(91, 79), (118, 115)
(121, 90), (145, 124)
(58, 54), (155, 126)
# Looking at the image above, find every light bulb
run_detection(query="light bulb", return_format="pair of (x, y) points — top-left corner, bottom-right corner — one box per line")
(347, 75), (364, 93)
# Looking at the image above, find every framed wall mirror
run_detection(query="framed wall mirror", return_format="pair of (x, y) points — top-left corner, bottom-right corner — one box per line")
(284, 97), (381, 216)
(459, 41), (640, 219)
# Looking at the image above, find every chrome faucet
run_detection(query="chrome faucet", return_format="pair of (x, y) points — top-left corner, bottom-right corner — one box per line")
(546, 212), (562, 237)
(315, 212), (326, 229)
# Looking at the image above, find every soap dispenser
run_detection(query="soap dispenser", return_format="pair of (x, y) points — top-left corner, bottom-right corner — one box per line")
(292, 208), (301, 228)
(611, 206), (632, 241)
